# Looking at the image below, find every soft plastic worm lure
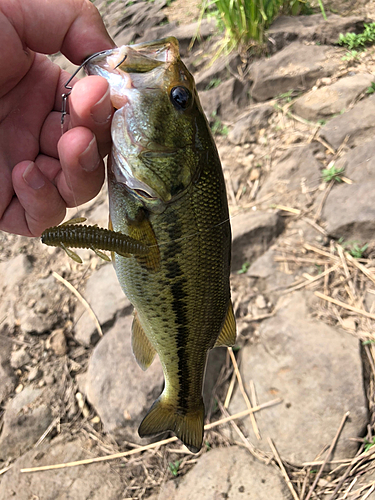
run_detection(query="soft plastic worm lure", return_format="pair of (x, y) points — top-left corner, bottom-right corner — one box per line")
(41, 218), (149, 264)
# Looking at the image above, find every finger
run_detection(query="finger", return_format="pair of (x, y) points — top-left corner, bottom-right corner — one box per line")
(57, 127), (105, 207)
(3, 160), (67, 237)
(69, 75), (113, 155)
(40, 112), (63, 159)
(1, 0), (114, 64)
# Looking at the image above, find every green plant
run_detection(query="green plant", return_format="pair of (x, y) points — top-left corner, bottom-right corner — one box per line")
(362, 340), (375, 345)
(210, 112), (229, 136)
(350, 243), (369, 259)
(364, 437), (375, 452)
(366, 82), (375, 94)
(205, 78), (222, 90)
(321, 164), (345, 183)
(338, 23), (375, 49)
(341, 50), (361, 62)
(338, 238), (369, 259)
(206, 0), (313, 53)
(169, 460), (181, 476)
(237, 262), (250, 274)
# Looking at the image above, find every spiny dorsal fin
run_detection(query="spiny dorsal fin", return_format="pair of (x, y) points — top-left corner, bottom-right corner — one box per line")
(214, 301), (236, 348)
(131, 312), (156, 371)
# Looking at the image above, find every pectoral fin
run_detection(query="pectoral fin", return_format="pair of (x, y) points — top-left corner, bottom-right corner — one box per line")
(214, 301), (236, 348)
(132, 312), (156, 371)
(127, 210), (160, 271)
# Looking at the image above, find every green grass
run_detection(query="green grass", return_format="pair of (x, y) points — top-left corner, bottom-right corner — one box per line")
(366, 82), (375, 94)
(205, 0), (315, 53)
(338, 239), (369, 259)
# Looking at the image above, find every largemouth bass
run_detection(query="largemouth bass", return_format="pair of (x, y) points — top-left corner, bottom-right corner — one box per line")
(84, 37), (236, 453)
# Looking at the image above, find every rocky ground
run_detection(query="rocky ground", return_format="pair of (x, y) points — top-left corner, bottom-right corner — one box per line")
(1, 0), (375, 499)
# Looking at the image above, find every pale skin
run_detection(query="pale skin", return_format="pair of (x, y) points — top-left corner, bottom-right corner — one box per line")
(0, 0), (116, 237)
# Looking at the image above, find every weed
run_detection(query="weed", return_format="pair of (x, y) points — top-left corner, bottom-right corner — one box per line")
(205, 78), (222, 91)
(338, 23), (375, 50)
(362, 340), (375, 345)
(210, 112), (229, 136)
(341, 50), (361, 62)
(338, 238), (369, 259)
(364, 437), (375, 452)
(237, 262), (250, 274)
(366, 82), (375, 94)
(169, 460), (181, 476)
(321, 165), (345, 183)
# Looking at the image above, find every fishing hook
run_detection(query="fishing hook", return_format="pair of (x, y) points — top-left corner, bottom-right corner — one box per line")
(60, 50), (110, 126)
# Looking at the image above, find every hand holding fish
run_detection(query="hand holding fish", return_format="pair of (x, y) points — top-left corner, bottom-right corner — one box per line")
(0, 0), (115, 237)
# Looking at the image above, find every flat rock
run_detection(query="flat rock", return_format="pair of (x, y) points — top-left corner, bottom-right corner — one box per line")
(0, 387), (53, 461)
(321, 139), (375, 240)
(249, 42), (342, 102)
(256, 143), (323, 206)
(157, 446), (291, 499)
(247, 247), (295, 299)
(74, 263), (133, 346)
(228, 105), (274, 145)
(319, 94), (375, 149)
(195, 52), (243, 91)
(200, 77), (250, 123)
(231, 210), (284, 272)
(230, 292), (367, 464)
(293, 73), (373, 121)
(0, 436), (125, 499)
(0, 335), (16, 404)
(268, 14), (369, 53)
(82, 315), (164, 443)
(0, 254), (33, 291)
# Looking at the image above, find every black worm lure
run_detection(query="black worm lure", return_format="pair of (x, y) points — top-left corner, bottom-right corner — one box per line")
(41, 219), (149, 264)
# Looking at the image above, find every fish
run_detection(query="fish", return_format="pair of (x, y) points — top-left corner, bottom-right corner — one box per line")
(62, 37), (235, 453)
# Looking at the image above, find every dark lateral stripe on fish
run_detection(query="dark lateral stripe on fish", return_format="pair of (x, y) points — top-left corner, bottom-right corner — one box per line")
(170, 277), (190, 410)
(164, 211), (191, 410)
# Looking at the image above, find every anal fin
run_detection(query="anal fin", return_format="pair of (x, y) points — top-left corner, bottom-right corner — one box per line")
(132, 312), (156, 371)
(214, 301), (237, 348)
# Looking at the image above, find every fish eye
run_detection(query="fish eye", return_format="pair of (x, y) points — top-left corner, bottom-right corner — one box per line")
(170, 86), (191, 110)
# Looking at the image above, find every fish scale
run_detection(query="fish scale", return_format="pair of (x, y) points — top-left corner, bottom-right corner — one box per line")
(85, 37), (236, 453)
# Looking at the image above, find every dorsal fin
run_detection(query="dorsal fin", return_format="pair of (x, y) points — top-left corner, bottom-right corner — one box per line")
(131, 312), (156, 371)
(214, 301), (236, 348)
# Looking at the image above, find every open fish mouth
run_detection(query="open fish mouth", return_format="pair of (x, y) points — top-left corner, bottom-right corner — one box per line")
(84, 37), (199, 208)
(84, 38), (180, 109)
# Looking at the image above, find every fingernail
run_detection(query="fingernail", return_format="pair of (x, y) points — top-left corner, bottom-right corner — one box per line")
(23, 162), (45, 190)
(90, 86), (113, 125)
(78, 136), (101, 172)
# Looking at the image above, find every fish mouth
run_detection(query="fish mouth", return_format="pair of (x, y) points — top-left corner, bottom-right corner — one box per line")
(84, 37), (180, 107)
(84, 38), (191, 206)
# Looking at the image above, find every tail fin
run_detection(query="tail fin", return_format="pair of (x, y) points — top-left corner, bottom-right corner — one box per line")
(138, 397), (204, 453)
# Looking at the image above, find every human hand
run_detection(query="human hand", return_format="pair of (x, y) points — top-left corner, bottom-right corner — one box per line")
(0, 0), (116, 237)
